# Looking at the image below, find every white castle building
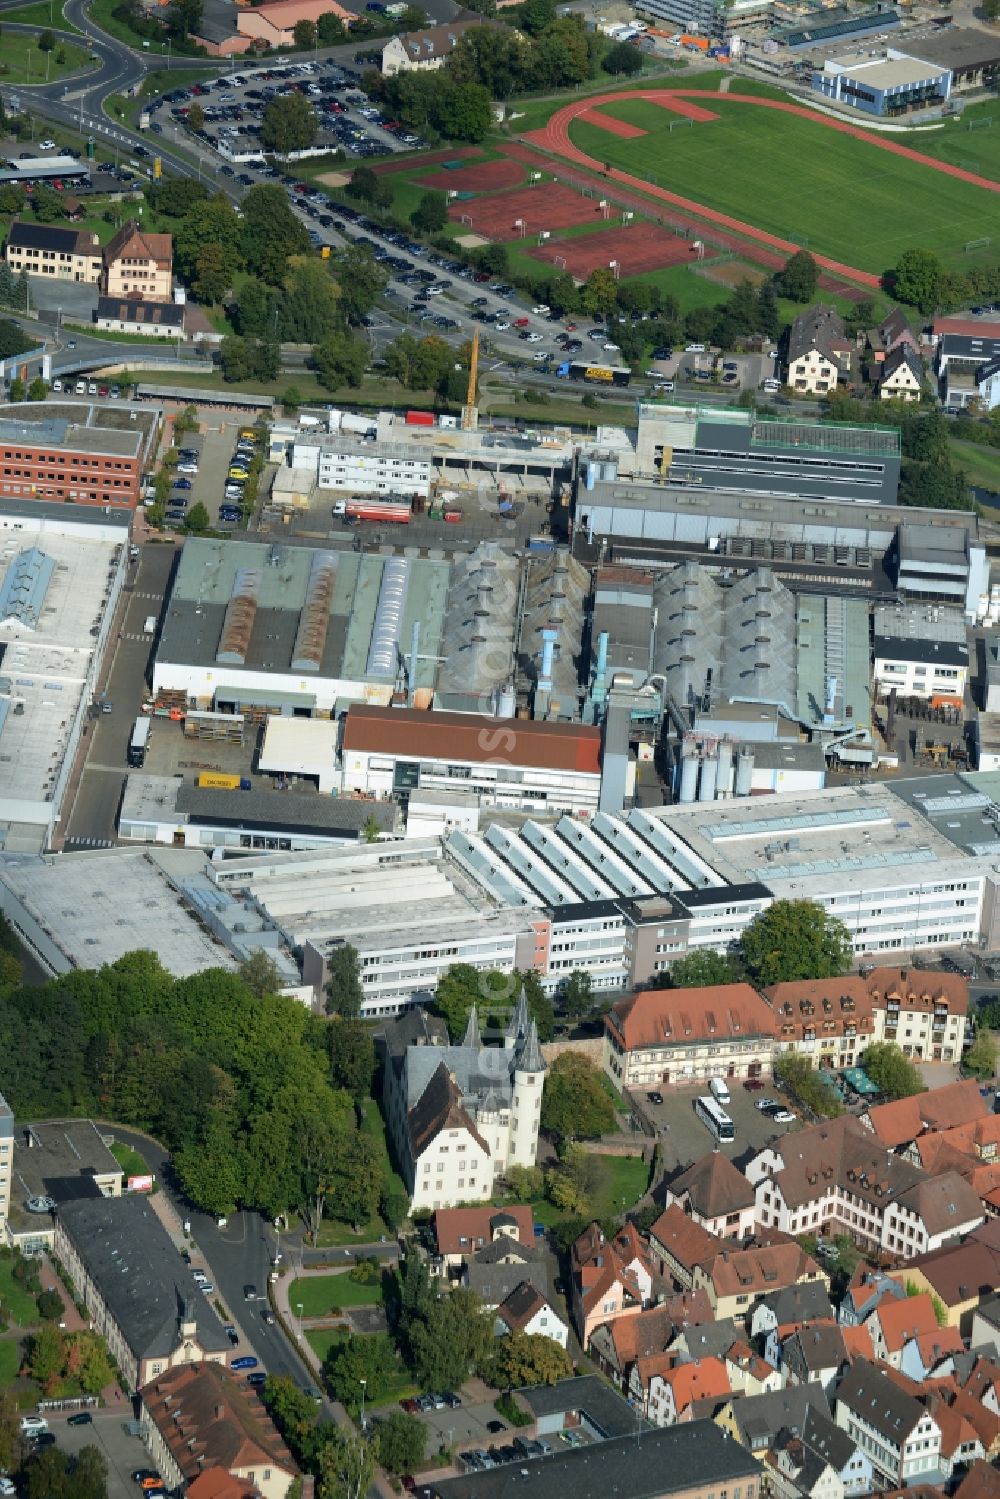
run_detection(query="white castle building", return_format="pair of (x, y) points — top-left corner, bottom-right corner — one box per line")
(382, 991), (547, 1212)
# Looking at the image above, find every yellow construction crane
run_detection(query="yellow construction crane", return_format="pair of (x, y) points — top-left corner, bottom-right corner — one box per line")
(462, 328), (479, 432)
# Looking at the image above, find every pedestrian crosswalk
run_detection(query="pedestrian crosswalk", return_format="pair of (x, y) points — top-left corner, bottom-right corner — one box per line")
(64, 837), (115, 850)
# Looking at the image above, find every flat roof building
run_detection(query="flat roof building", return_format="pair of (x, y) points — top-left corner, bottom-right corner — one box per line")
(0, 402), (151, 509)
(7, 1118), (123, 1250)
(812, 49), (951, 115)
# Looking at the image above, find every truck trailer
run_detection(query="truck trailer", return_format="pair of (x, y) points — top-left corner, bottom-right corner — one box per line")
(555, 361), (631, 387)
(332, 496), (413, 524)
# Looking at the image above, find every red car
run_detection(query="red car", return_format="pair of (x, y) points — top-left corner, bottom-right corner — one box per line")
(514, 317), (530, 328)
(400, 1398), (420, 1414)
(565, 321), (577, 331)
(743, 1077), (765, 1091)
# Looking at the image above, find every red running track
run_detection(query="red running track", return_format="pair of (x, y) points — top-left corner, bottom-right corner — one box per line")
(576, 108), (648, 139)
(524, 88), (1000, 288)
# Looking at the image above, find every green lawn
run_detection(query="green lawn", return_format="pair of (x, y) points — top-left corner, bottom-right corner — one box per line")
(909, 103), (1000, 186)
(0, 1260), (39, 1327)
(515, 1152), (651, 1227)
(306, 1327), (347, 1363)
(567, 95), (1000, 275)
(0, 0), (79, 28)
(0, 34), (92, 85)
(289, 1274), (384, 1316)
(109, 1141), (152, 1180)
(949, 437), (1000, 494)
(0, 1341), (21, 1387)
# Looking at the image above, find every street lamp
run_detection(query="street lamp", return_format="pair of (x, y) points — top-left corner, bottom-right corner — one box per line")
(359, 1378), (367, 1431)
(296, 1301), (304, 1342)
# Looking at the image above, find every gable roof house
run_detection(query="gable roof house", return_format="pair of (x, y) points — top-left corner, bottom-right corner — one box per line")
(898, 1324), (965, 1383)
(879, 308), (920, 358)
(779, 1323), (851, 1398)
(839, 1265), (908, 1327)
(887, 1235), (1000, 1333)
(934, 318), (1000, 410)
(570, 1220), (657, 1347)
(646, 1356), (731, 1427)
(834, 1360), (944, 1487)
(380, 18), (489, 73)
(494, 1281), (569, 1347)
(648, 1203), (722, 1288)
(878, 344), (924, 403)
(765, 1402), (873, 1499)
(4, 220), (102, 284)
(102, 221), (173, 301)
(589, 1298), (712, 1391)
(692, 1242), (827, 1324)
(717, 1383), (831, 1457)
(786, 306), (852, 394)
(751, 1279), (836, 1344)
(55, 1196), (230, 1394)
(433, 1204), (534, 1271)
(140, 1361), (299, 1499)
(862, 1078), (987, 1153)
(766, 977), (875, 1072)
(603, 983), (778, 1093)
(866, 1292), (942, 1368)
(665, 1151), (756, 1241)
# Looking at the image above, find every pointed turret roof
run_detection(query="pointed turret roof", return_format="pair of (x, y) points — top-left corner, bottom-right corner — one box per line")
(463, 1005), (482, 1049)
(514, 1018), (546, 1075)
(505, 985), (530, 1046)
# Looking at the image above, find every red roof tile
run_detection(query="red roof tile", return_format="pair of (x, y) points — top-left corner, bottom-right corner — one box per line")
(342, 705), (602, 775)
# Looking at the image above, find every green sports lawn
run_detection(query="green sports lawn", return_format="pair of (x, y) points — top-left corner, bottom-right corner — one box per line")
(567, 98), (1000, 275)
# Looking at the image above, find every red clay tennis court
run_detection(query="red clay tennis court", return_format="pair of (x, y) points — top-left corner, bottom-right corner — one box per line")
(448, 182), (609, 237)
(373, 146), (481, 175)
(530, 222), (694, 277)
(417, 159), (526, 191)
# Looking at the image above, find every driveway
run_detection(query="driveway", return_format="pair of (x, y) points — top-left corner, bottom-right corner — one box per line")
(43, 1409), (152, 1499)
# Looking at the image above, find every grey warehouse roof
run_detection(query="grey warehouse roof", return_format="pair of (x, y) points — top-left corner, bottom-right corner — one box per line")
(57, 1196), (230, 1360)
(432, 1421), (759, 1499)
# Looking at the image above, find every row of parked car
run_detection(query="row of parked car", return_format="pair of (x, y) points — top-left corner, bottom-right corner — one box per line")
(400, 1391), (462, 1413)
(462, 1435), (556, 1472)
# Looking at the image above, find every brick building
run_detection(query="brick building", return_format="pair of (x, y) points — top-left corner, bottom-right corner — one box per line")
(0, 414), (145, 509)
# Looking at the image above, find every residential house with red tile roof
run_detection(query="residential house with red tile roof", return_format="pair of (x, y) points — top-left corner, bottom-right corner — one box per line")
(570, 1220), (657, 1346)
(589, 1295), (712, 1390)
(766, 977), (876, 1071)
(893, 1237), (1000, 1333)
(691, 1242), (826, 1322)
(866, 967), (969, 1061)
(954, 1460), (1000, 1499)
(665, 1151), (756, 1241)
(140, 1362), (298, 1499)
(898, 1325), (965, 1383)
(648, 1204), (722, 1289)
(603, 983), (778, 1092)
(433, 1205), (534, 1268)
(863, 1079), (988, 1153)
(867, 1293), (941, 1368)
(647, 1356), (731, 1427)
(839, 1265), (907, 1327)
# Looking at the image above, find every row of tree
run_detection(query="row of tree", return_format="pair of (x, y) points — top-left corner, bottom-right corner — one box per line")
(0, 949), (389, 1227)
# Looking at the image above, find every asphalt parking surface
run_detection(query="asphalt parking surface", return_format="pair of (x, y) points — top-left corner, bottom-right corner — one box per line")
(412, 1400), (515, 1451)
(37, 1410), (154, 1499)
(639, 1083), (802, 1171)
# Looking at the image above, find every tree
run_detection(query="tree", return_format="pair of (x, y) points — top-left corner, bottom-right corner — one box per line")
(435, 80), (493, 143)
(37, 28), (55, 49)
(187, 101), (205, 132)
(862, 1042), (925, 1100)
(27, 1322), (65, 1392)
(545, 1143), (600, 1214)
(64, 1331), (115, 1396)
(324, 943), (363, 1019)
(560, 970), (593, 1021)
(323, 1331), (395, 1412)
(408, 1287), (493, 1392)
(175, 194), (243, 288)
(334, 244), (388, 324)
(504, 1163), (544, 1201)
(540, 1053), (615, 1143)
(317, 9), (347, 41)
(293, 16), (317, 46)
(168, 0), (201, 37)
(193, 242), (232, 305)
(313, 330), (366, 390)
(519, 0), (555, 34)
(31, 184), (66, 224)
(891, 248), (945, 314)
(149, 177), (209, 218)
(26, 377), (48, 402)
(966, 1029), (999, 1081)
(262, 92), (317, 155)
(664, 950), (736, 988)
(488, 1331), (573, 1388)
(583, 267), (618, 318)
(36, 1289), (64, 1320)
(7, 377), (24, 403)
(263, 1375), (323, 1466)
(602, 39), (643, 74)
(241, 185), (311, 284)
(327, 1020), (375, 1100)
(184, 502), (210, 533)
(373, 1411), (426, 1476)
(280, 256), (342, 342)
(775, 250), (817, 303)
(238, 950), (282, 1001)
(738, 899), (852, 987)
(411, 190), (448, 234)
(346, 165), (380, 203)
(316, 1426), (375, 1499)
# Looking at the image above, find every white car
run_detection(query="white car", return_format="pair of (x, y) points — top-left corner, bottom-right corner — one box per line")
(685, 342), (706, 353)
(177, 462), (199, 474)
(495, 320), (511, 331)
(0, 1476), (16, 1496)
(771, 1110), (796, 1124)
(532, 351), (548, 361)
(39, 139), (56, 151)
(532, 304), (550, 315)
(603, 342), (620, 353)
(525, 332), (543, 343)
(20, 1418), (47, 1435)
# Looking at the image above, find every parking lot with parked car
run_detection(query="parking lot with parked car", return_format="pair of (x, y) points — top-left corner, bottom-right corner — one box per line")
(638, 1079), (802, 1170)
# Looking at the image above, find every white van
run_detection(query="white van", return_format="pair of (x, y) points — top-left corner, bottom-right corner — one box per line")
(143, 616), (157, 635)
(709, 1077), (731, 1106)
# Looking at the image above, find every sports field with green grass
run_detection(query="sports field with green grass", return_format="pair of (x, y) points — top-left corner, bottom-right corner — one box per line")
(567, 97), (1000, 275)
